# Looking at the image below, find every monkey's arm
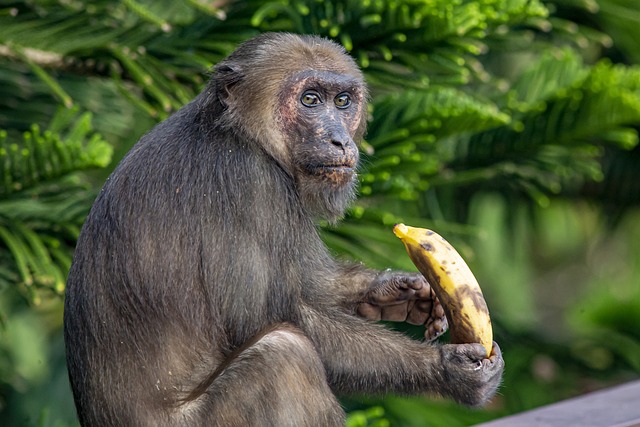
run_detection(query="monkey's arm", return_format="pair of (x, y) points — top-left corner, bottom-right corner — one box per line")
(334, 263), (448, 340)
(300, 305), (503, 406)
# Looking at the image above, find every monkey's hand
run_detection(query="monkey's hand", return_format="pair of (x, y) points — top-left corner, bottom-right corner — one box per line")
(356, 271), (448, 341)
(439, 341), (504, 407)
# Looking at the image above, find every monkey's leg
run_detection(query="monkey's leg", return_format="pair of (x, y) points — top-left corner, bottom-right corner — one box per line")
(184, 325), (344, 427)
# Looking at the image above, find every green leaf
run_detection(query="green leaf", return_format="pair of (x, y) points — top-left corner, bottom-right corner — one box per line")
(0, 107), (113, 195)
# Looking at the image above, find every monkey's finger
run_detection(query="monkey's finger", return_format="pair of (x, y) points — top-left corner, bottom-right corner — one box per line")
(425, 318), (447, 341)
(380, 303), (409, 322)
(370, 288), (415, 304)
(477, 342), (503, 370)
(414, 285), (432, 300)
(415, 300), (433, 312)
(454, 343), (489, 363)
(404, 274), (427, 291)
(406, 307), (429, 325)
(488, 341), (502, 362)
(356, 303), (381, 321)
(433, 302), (445, 319)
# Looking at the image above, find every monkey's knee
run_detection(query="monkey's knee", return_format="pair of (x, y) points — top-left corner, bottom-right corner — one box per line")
(256, 326), (318, 360)
(238, 325), (344, 426)
(251, 325), (329, 388)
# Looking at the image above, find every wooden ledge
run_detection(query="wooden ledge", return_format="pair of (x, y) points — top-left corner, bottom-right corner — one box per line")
(474, 380), (640, 427)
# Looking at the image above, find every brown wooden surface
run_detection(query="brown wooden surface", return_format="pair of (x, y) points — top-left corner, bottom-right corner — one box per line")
(474, 380), (640, 427)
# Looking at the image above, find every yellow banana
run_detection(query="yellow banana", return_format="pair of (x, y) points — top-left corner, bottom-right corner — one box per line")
(393, 223), (493, 357)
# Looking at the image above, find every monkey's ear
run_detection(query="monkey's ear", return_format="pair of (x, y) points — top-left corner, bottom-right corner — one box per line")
(214, 63), (244, 107)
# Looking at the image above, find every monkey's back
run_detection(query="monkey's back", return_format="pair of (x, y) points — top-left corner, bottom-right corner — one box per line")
(63, 97), (332, 424)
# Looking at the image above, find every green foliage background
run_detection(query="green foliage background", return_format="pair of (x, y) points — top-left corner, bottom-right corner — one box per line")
(1, 0), (639, 425)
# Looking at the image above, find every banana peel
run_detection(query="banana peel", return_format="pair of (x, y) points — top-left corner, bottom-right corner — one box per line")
(393, 223), (493, 357)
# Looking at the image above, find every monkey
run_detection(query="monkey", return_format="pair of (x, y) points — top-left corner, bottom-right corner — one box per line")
(63, 32), (504, 427)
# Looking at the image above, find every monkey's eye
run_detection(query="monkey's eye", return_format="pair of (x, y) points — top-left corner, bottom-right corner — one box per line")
(334, 93), (351, 109)
(301, 91), (322, 107)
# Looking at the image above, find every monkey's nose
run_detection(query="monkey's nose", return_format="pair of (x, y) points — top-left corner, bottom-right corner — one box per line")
(330, 131), (352, 150)
(331, 139), (347, 149)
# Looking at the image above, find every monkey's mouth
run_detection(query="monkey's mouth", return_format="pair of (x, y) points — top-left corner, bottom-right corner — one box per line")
(309, 164), (355, 175)
(307, 164), (356, 183)
(319, 165), (355, 173)
(305, 162), (356, 185)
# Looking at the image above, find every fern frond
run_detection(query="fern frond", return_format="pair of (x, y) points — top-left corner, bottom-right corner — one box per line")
(356, 86), (510, 201)
(0, 180), (97, 227)
(453, 58), (640, 170)
(0, 107), (112, 195)
(0, 1), (234, 118)
(369, 86), (510, 144)
(507, 48), (588, 107)
(0, 106), (111, 301)
(250, 0), (549, 89)
(582, 143), (640, 216)
(0, 222), (66, 292)
(598, 0), (640, 63)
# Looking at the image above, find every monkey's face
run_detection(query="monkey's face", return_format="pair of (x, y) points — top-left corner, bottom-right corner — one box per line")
(281, 70), (364, 188)
(277, 69), (366, 220)
(209, 33), (368, 220)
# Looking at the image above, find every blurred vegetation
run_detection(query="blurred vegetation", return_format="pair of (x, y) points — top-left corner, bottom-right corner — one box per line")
(1, 0), (639, 426)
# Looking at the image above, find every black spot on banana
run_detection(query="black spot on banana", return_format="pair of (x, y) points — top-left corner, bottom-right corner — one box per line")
(393, 223), (493, 357)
